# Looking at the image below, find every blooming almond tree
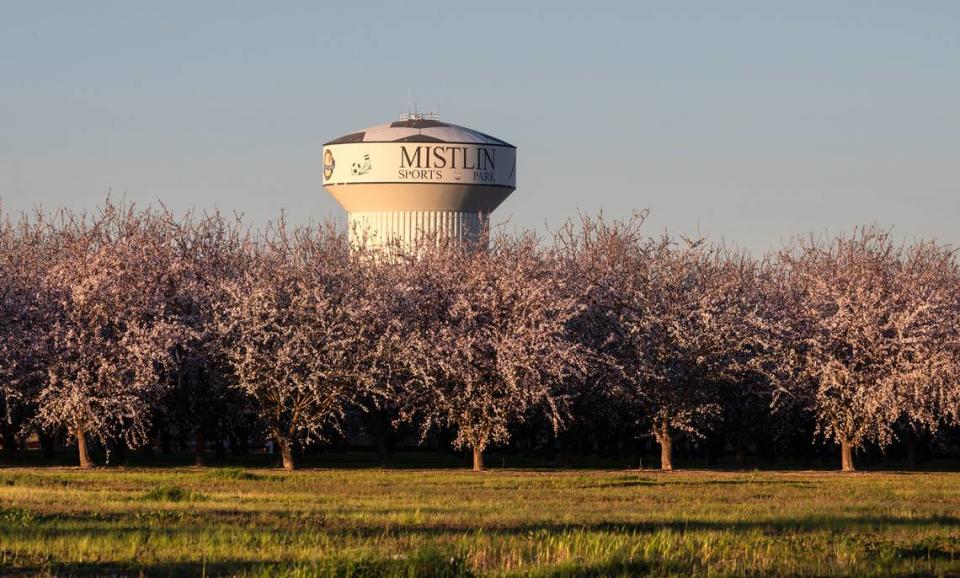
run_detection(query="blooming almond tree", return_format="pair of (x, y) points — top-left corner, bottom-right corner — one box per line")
(889, 241), (960, 459)
(217, 222), (374, 470)
(399, 233), (585, 472)
(0, 211), (52, 459)
(37, 204), (183, 467)
(161, 210), (251, 465)
(558, 214), (764, 470)
(347, 243), (416, 467)
(773, 227), (960, 471)
(938, 259), (960, 432)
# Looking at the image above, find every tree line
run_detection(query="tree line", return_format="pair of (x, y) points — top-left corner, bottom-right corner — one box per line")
(1, 201), (959, 472)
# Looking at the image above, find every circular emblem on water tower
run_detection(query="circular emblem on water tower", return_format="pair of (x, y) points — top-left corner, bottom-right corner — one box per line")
(323, 149), (336, 180)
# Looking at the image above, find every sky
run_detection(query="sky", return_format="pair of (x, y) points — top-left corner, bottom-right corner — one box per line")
(1, 2), (957, 253)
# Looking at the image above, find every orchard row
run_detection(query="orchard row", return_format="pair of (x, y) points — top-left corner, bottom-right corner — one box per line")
(1, 203), (958, 471)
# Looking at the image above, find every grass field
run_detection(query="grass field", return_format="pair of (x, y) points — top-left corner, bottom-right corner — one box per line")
(2, 456), (960, 577)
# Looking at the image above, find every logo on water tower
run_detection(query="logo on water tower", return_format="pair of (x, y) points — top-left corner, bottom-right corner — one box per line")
(351, 154), (373, 176)
(323, 149), (336, 180)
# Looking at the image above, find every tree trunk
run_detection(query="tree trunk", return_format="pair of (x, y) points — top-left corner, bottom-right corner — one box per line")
(841, 439), (856, 472)
(280, 440), (296, 471)
(659, 435), (674, 471)
(1, 423), (17, 462)
(655, 418), (674, 471)
(735, 445), (746, 469)
(472, 447), (484, 472)
(194, 429), (206, 466)
(76, 429), (93, 469)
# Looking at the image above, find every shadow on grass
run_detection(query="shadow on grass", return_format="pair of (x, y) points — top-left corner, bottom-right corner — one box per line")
(576, 478), (655, 489)
(13, 549), (955, 578)
(8, 513), (960, 540)
(895, 545), (959, 562)
(522, 558), (655, 577)
(514, 558), (939, 578)
(7, 448), (960, 473)
(13, 550), (475, 578)
(315, 514), (960, 539)
(658, 478), (819, 488)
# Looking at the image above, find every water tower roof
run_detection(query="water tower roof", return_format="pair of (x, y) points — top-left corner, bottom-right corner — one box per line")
(325, 117), (514, 148)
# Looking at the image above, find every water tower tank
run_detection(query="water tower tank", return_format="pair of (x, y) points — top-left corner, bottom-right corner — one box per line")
(322, 113), (516, 248)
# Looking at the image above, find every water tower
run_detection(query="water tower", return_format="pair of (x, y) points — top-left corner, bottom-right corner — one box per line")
(322, 113), (516, 248)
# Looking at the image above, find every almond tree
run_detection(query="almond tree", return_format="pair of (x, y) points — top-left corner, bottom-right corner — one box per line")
(161, 211), (250, 465)
(772, 228), (960, 471)
(0, 211), (51, 460)
(558, 214), (765, 470)
(349, 247), (414, 467)
(891, 241), (960, 464)
(217, 222), (377, 470)
(398, 233), (585, 472)
(36, 204), (183, 467)
(939, 262), (960, 433)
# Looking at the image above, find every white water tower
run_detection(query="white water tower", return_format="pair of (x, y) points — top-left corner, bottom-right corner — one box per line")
(322, 113), (516, 248)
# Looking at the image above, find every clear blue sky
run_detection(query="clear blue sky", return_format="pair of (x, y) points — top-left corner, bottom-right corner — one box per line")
(1, 2), (957, 252)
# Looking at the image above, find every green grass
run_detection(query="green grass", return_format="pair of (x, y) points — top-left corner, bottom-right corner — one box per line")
(2, 460), (960, 577)
(139, 483), (206, 503)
